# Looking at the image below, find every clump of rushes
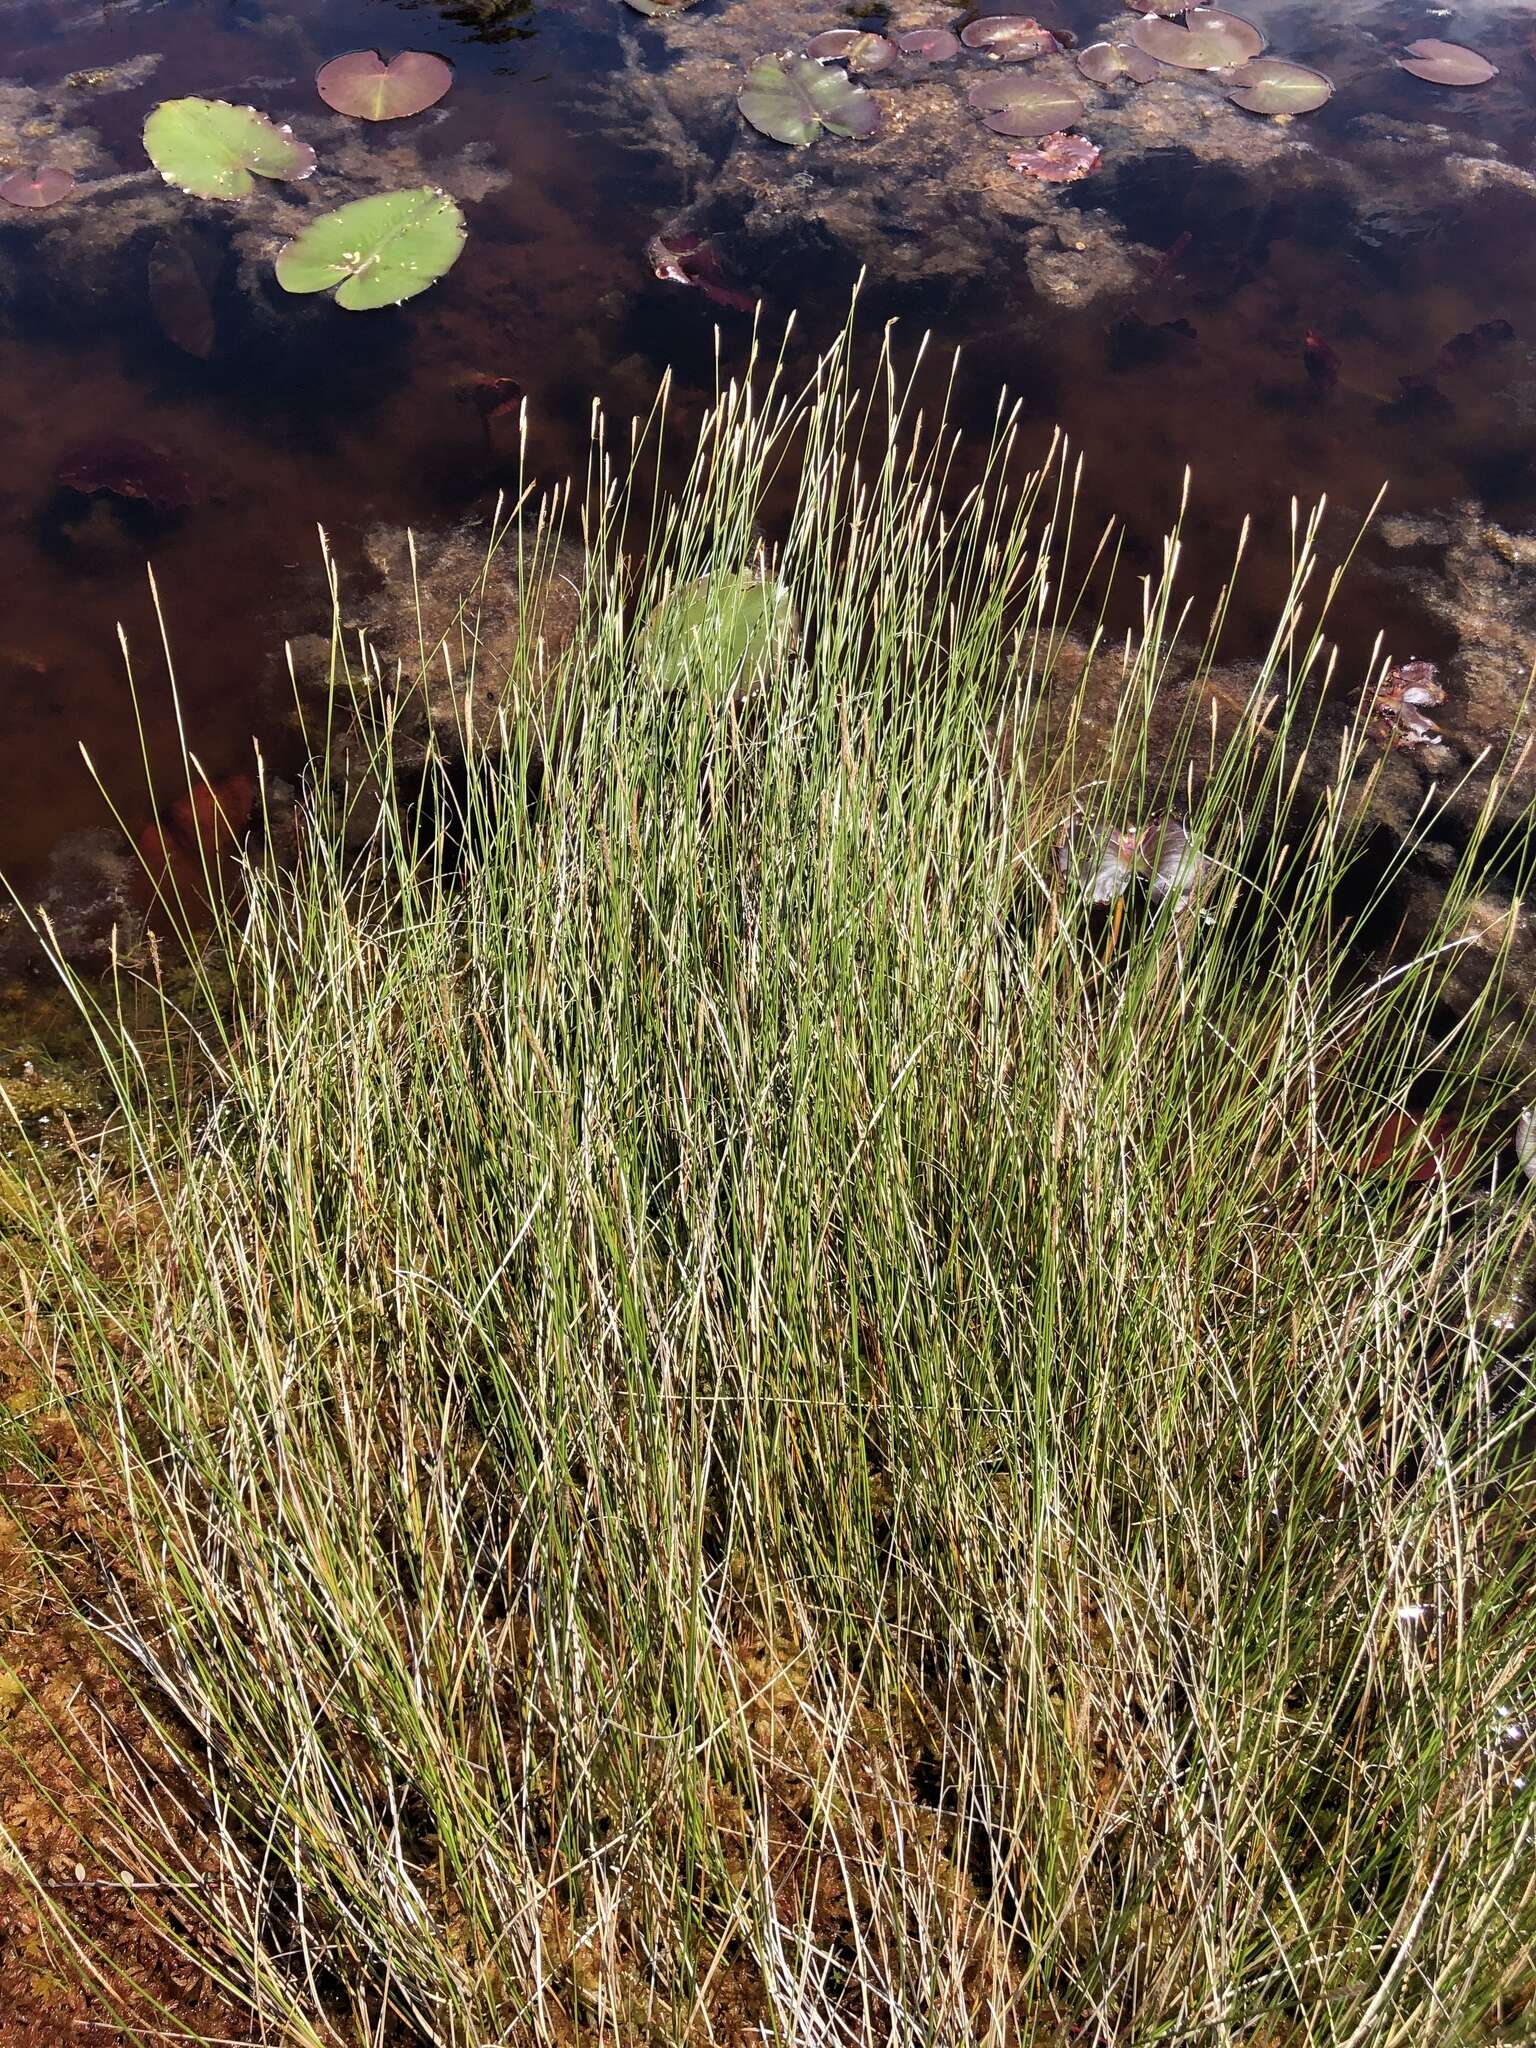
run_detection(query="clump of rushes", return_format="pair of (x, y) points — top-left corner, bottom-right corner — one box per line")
(3, 313), (1535, 2048)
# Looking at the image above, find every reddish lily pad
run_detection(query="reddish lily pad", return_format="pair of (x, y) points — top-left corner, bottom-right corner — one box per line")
(316, 50), (453, 120)
(0, 164), (76, 208)
(1127, 0), (1186, 15)
(1397, 38), (1497, 85)
(1130, 9), (1264, 69)
(1008, 130), (1100, 180)
(739, 52), (879, 144)
(968, 73), (1084, 135)
(1076, 40), (1159, 84)
(1356, 1109), (1473, 1184)
(894, 27), (961, 60)
(1225, 57), (1332, 113)
(804, 29), (897, 72)
(960, 16), (1060, 60)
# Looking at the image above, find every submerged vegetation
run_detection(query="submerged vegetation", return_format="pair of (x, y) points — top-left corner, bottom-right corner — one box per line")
(1, 325), (1534, 2043)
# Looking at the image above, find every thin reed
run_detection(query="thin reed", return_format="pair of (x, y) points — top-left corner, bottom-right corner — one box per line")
(3, 318), (1535, 2047)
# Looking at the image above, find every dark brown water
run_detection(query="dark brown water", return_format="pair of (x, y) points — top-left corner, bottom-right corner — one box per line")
(2, 0), (1534, 893)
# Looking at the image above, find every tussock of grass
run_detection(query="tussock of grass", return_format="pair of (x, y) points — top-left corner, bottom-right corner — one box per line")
(2, 321), (1535, 2047)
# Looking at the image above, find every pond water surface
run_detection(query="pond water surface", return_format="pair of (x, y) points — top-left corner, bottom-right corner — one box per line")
(2, 0), (1534, 896)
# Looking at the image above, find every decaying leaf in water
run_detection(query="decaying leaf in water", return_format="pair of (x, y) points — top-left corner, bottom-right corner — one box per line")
(57, 436), (203, 511)
(647, 228), (757, 311)
(1516, 1107), (1536, 1183)
(624, 0), (701, 13)
(738, 52), (879, 144)
(0, 165), (76, 208)
(1224, 57), (1333, 114)
(143, 98), (316, 199)
(1130, 9), (1264, 69)
(1055, 818), (1212, 911)
(1076, 41), (1159, 85)
(1397, 38), (1497, 85)
(316, 50), (454, 120)
(148, 234), (219, 357)
(894, 28), (961, 61)
(804, 30), (897, 73)
(960, 16), (1061, 60)
(1370, 658), (1445, 747)
(1356, 1108), (1473, 1184)
(1436, 318), (1514, 373)
(968, 73), (1084, 136)
(1008, 131), (1100, 181)
(1303, 329), (1340, 390)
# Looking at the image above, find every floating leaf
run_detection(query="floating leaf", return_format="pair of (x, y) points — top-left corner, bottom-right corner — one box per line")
(1008, 130), (1100, 181)
(1397, 38), (1497, 85)
(1130, 9), (1263, 69)
(738, 52), (879, 145)
(643, 571), (795, 688)
(960, 16), (1060, 60)
(804, 30), (897, 72)
(275, 186), (466, 310)
(1225, 57), (1332, 113)
(143, 98), (315, 199)
(316, 50), (454, 120)
(0, 164), (76, 208)
(967, 73), (1083, 135)
(1076, 40), (1159, 84)
(894, 28), (961, 60)
(623, 0), (701, 12)
(1127, 0), (1186, 15)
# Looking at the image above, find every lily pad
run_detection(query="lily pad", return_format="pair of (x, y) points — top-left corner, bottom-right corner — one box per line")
(275, 186), (466, 310)
(960, 16), (1060, 60)
(1008, 131), (1100, 180)
(143, 98), (316, 199)
(1076, 40), (1159, 84)
(316, 50), (454, 120)
(894, 28), (961, 60)
(804, 30), (897, 72)
(1224, 57), (1332, 113)
(967, 73), (1084, 136)
(643, 571), (795, 688)
(623, 0), (701, 12)
(1129, 9), (1264, 69)
(1397, 39), (1497, 86)
(1126, 0), (1183, 14)
(738, 52), (879, 145)
(0, 164), (76, 208)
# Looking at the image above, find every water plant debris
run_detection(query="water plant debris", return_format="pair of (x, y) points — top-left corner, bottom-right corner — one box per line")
(1008, 132), (1100, 181)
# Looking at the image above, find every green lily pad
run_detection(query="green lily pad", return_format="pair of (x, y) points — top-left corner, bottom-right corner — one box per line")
(143, 98), (316, 200)
(1224, 57), (1332, 113)
(967, 74), (1084, 136)
(738, 52), (879, 145)
(1130, 9), (1264, 69)
(643, 571), (795, 686)
(274, 187), (466, 311)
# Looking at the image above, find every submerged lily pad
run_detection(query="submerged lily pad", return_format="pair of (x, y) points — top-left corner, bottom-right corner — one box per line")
(1076, 40), (1159, 84)
(316, 50), (454, 120)
(643, 571), (795, 687)
(804, 30), (896, 72)
(894, 28), (961, 61)
(275, 186), (466, 310)
(0, 164), (76, 207)
(739, 52), (879, 145)
(623, 0), (701, 12)
(1130, 9), (1264, 68)
(960, 16), (1060, 60)
(1224, 57), (1332, 113)
(1397, 38), (1497, 85)
(143, 98), (316, 199)
(967, 73), (1083, 136)
(1008, 131), (1100, 180)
